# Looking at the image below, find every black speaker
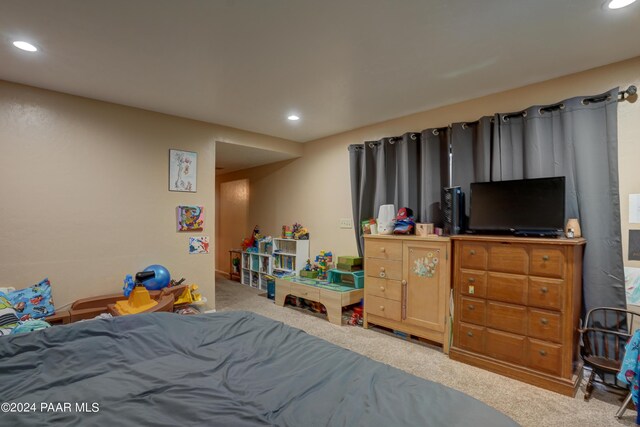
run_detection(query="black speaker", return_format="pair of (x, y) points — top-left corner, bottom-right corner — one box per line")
(442, 186), (465, 235)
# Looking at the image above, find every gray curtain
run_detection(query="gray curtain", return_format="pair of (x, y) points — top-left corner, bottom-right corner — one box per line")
(450, 117), (494, 217)
(497, 88), (624, 311)
(349, 131), (449, 256)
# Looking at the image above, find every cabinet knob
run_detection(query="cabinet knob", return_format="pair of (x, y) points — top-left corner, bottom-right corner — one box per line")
(542, 255), (550, 261)
(470, 250), (476, 255)
(468, 304), (475, 310)
(468, 277), (476, 283)
(539, 350), (547, 356)
(541, 287), (548, 294)
(401, 280), (407, 286)
(467, 331), (474, 337)
(379, 306), (385, 311)
(540, 318), (549, 325)
(380, 267), (385, 272)
(379, 286), (385, 291)
(380, 247), (386, 253)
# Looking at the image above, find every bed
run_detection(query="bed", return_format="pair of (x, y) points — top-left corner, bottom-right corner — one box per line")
(0, 311), (518, 426)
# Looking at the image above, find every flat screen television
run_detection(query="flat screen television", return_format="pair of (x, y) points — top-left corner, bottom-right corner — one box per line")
(468, 177), (565, 235)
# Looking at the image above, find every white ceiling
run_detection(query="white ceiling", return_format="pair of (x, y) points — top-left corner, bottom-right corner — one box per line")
(1, 0), (639, 143)
(215, 142), (297, 175)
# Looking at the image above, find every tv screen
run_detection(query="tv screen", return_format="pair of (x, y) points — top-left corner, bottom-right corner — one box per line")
(468, 177), (565, 234)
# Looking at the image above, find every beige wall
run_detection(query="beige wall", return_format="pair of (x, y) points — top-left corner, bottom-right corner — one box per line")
(228, 57), (640, 266)
(0, 80), (300, 309)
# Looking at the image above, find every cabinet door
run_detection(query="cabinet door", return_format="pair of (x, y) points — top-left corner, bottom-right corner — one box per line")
(402, 241), (449, 332)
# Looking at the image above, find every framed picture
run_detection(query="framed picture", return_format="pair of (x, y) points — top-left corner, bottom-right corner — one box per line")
(177, 205), (204, 232)
(189, 236), (210, 254)
(169, 149), (197, 192)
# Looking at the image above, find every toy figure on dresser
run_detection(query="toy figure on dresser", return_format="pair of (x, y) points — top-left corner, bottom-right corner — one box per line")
(314, 251), (333, 280)
(393, 208), (415, 235)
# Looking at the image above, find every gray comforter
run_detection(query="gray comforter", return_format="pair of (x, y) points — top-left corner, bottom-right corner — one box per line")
(0, 311), (518, 426)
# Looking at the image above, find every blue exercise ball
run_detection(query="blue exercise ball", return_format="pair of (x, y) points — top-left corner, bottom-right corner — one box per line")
(142, 264), (171, 290)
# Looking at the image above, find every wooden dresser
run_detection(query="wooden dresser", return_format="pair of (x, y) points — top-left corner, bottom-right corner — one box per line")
(449, 235), (585, 396)
(363, 235), (452, 353)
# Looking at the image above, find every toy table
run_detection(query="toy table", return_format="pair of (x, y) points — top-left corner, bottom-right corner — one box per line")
(275, 276), (364, 326)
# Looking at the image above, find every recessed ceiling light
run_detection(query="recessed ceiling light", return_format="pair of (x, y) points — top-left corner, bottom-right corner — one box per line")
(12, 41), (38, 52)
(608, 0), (637, 9)
(287, 115), (300, 121)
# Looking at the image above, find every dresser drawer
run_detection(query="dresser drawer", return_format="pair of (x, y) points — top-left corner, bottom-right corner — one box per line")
(530, 247), (565, 278)
(460, 296), (485, 326)
(365, 239), (403, 261)
(528, 338), (562, 376)
(528, 277), (563, 311)
(365, 258), (402, 281)
(460, 270), (487, 298)
(460, 243), (487, 270)
(365, 294), (401, 321)
(290, 283), (320, 302)
(486, 301), (527, 335)
(366, 277), (402, 301)
(488, 244), (529, 275)
(528, 308), (562, 343)
(487, 272), (528, 305)
(458, 323), (485, 354)
(485, 329), (526, 365)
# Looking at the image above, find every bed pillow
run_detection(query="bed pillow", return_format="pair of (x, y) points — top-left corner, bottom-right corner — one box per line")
(7, 278), (55, 321)
(0, 294), (20, 336)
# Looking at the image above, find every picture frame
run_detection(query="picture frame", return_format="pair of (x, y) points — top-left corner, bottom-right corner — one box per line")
(169, 149), (197, 192)
(177, 205), (204, 232)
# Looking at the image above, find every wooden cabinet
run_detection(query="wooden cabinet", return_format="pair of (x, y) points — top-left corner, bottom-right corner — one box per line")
(363, 235), (451, 353)
(449, 235), (585, 396)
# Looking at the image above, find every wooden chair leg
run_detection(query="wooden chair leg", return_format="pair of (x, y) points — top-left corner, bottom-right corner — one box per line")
(615, 392), (633, 419)
(584, 370), (597, 401)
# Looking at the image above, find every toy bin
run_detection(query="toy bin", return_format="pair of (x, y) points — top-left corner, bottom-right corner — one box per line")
(327, 269), (364, 289)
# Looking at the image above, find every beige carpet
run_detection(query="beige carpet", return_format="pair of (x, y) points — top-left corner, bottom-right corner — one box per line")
(215, 275), (631, 427)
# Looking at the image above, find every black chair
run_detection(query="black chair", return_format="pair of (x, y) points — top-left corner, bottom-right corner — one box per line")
(579, 307), (639, 417)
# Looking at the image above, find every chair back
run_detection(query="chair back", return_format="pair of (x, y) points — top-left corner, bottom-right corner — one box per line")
(580, 307), (639, 373)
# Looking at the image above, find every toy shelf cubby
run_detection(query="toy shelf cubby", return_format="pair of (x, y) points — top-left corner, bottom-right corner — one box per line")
(241, 238), (310, 289)
(272, 238), (309, 276)
(241, 251), (272, 290)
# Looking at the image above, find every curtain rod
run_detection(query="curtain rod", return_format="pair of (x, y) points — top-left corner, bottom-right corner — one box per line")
(501, 85), (637, 121)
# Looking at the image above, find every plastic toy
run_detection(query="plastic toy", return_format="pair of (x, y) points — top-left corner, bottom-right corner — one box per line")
(141, 265), (171, 290)
(314, 251), (333, 280)
(114, 271), (160, 315)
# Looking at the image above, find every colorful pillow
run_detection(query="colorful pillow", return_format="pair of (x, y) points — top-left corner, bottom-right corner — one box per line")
(0, 294), (20, 336)
(7, 278), (55, 321)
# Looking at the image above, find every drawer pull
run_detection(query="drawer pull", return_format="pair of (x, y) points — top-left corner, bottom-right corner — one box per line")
(379, 272), (386, 278)
(540, 318), (549, 325)
(379, 286), (385, 291)
(470, 250), (476, 255)
(380, 267), (386, 272)
(542, 255), (550, 261)
(539, 350), (547, 356)
(379, 305), (385, 311)
(468, 304), (475, 311)
(467, 331), (474, 337)
(468, 277), (476, 283)
(380, 247), (386, 253)
(401, 279), (407, 285)
(541, 287), (548, 294)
